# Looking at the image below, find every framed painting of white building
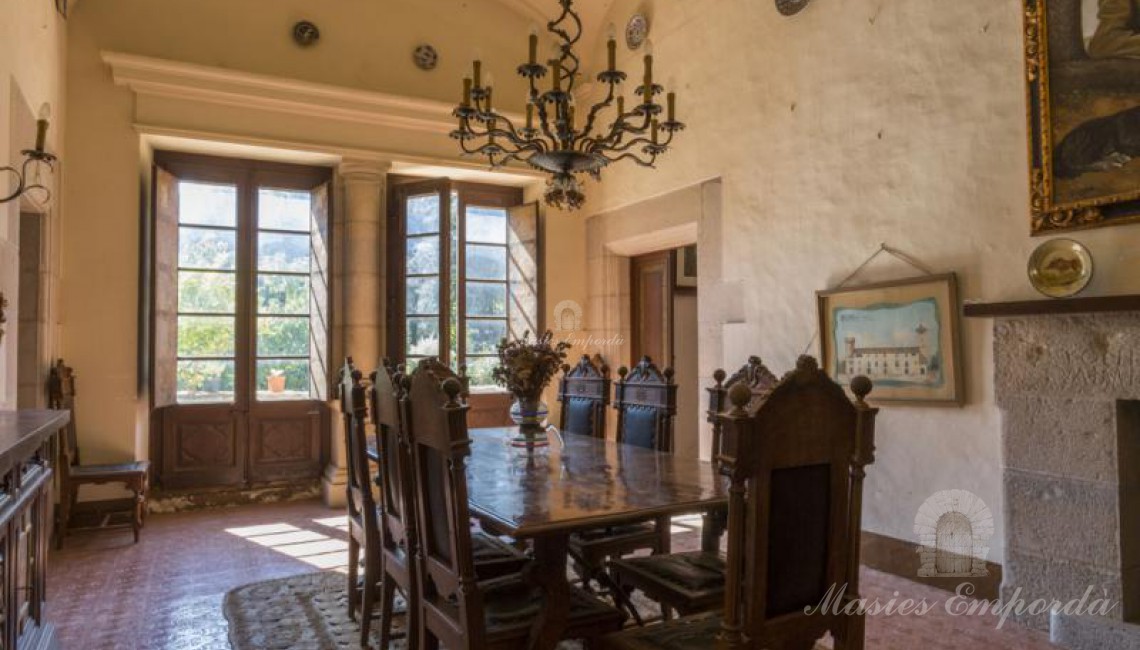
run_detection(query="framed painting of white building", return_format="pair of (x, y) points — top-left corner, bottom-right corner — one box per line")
(817, 273), (963, 406)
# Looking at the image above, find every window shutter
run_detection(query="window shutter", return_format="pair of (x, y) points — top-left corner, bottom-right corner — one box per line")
(310, 181), (331, 400)
(507, 202), (542, 339)
(152, 166), (180, 408)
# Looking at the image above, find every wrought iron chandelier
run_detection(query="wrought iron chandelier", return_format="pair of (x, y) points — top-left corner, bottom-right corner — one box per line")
(451, 0), (684, 210)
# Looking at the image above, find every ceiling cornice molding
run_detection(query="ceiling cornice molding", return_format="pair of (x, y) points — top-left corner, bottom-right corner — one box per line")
(101, 51), (525, 135)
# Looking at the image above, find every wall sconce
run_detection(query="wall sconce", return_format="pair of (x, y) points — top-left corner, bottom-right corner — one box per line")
(1, 104), (56, 205)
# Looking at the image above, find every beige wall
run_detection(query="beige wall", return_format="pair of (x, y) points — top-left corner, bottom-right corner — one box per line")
(0, 0), (67, 408)
(581, 0), (1140, 564)
(60, 0), (588, 466)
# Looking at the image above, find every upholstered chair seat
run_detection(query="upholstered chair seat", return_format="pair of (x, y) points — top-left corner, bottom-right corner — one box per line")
(479, 574), (627, 640)
(608, 551), (726, 615)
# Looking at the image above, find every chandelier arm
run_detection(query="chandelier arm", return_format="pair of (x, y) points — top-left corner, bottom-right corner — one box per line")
(599, 151), (658, 168)
(534, 97), (561, 144)
(578, 85), (617, 142)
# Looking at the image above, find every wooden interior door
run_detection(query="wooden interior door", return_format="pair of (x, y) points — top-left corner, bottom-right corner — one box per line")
(630, 250), (675, 369)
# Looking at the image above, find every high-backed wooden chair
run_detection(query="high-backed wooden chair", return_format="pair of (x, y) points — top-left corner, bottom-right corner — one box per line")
(600, 356), (879, 650)
(556, 355), (611, 439)
(608, 356), (780, 618)
(369, 360), (419, 650)
(404, 359), (625, 649)
(50, 359), (150, 549)
(370, 358), (526, 650)
(340, 359), (382, 645)
(613, 356), (678, 453)
(568, 356), (677, 617)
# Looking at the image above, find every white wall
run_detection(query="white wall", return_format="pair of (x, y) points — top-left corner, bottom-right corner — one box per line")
(0, 0), (67, 408)
(583, 0), (1140, 565)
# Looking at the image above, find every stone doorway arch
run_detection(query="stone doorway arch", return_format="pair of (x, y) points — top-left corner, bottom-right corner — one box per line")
(914, 489), (994, 577)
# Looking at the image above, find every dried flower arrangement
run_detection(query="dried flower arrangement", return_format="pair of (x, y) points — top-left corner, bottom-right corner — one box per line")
(492, 330), (571, 402)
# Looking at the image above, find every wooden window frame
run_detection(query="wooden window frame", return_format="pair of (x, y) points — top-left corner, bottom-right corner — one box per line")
(387, 177), (539, 389)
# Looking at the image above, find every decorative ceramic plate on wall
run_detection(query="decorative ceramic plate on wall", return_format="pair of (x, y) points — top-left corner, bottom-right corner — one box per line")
(1027, 238), (1093, 298)
(775, 0), (811, 16)
(626, 13), (649, 50)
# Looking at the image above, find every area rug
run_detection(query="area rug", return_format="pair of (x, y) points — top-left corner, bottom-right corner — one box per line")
(224, 572), (402, 649)
(224, 571), (654, 650)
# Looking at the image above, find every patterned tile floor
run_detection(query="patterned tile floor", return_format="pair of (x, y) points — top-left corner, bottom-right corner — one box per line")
(47, 500), (1056, 649)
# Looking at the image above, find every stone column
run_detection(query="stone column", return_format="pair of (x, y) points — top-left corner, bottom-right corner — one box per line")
(322, 159), (390, 507)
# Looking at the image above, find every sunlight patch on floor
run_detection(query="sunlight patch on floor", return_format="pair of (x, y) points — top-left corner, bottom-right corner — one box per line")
(226, 520), (350, 573)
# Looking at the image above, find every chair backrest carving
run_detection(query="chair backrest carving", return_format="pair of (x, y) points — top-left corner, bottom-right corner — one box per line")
(613, 356), (677, 452)
(339, 359), (380, 544)
(48, 359), (79, 477)
(557, 354), (611, 439)
(707, 356), (778, 462)
(369, 358), (417, 563)
(716, 356), (878, 648)
(405, 357), (485, 648)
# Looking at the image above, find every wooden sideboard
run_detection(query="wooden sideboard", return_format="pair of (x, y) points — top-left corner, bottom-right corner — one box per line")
(0, 410), (68, 650)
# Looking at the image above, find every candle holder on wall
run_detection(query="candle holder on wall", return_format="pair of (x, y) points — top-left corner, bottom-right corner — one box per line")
(1, 104), (56, 205)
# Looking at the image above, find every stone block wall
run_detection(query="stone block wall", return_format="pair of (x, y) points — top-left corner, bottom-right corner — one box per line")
(995, 313), (1140, 630)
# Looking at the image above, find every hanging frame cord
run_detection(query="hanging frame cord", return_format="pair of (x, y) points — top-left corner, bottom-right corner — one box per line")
(802, 243), (937, 356)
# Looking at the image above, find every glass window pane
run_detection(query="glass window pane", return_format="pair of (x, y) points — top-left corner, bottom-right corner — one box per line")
(257, 275), (310, 315)
(257, 316), (311, 357)
(178, 182), (237, 227)
(407, 193), (440, 235)
(258, 232), (311, 272)
(463, 357), (497, 389)
(467, 320), (507, 355)
(177, 316), (235, 357)
(407, 236), (440, 275)
(406, 277), (439, 316)
(406, 317), (440, 356)
(466, 244), (507, 281)
(177, 360), (235, 404)
(256, 359), (312, 401)
(466, 283), (507, 317)
(259, 189), (312, 232)
(178, 271), (236, 314)
(180, 227), (237, 270)
(466, 206), (508, 244)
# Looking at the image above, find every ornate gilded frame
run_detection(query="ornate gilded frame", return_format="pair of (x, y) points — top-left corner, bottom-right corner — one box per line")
(1023, 0), (1140, 235)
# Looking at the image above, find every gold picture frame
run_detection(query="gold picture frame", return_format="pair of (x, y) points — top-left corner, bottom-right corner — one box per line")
(817, 274), (964, 406)
(1023, 0), (1140, 235)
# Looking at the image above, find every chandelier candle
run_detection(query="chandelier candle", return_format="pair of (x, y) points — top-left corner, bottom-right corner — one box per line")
(450, 0), (685, 210)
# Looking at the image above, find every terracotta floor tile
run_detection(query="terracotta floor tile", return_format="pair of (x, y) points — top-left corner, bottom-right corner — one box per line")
(47, 499), (1056, 649)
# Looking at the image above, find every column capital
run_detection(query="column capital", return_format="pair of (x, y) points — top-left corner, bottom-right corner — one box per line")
(339, 159), (392, 183)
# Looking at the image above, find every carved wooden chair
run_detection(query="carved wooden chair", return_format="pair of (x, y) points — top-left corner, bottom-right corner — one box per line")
(340, 359), (383, 645)
(404, 359), (625, 649)
(50, 359), (150, 549)
(568, 356), (677, 616)
(556, 355), (611, 439)
(370, 358), (528, 650)
(607, 356), (780, 619)
(600, 356), (879, 650)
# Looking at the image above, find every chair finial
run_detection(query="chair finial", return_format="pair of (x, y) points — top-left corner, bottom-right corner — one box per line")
(850, 375), (873, 404)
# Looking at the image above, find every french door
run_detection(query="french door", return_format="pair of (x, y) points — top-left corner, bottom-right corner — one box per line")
(387, 178), (541, 427)
(150, 152), (331, 490)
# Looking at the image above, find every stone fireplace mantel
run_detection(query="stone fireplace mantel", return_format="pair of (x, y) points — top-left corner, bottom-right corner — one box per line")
(969, 303), (1140, 649)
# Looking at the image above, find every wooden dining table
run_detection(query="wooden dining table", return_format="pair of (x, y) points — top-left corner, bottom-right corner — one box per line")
(371, 425), (728, 650)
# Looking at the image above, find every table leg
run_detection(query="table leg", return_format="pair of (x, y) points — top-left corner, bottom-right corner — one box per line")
(701, 507), (728, 553)
(525, 534), (571, 650)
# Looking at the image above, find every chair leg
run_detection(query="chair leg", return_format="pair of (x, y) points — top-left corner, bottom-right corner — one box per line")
(655, 515), (672, 555)
(347, 536), (360, 622)
(359, 576), (375, 646)
(57, 485), (77, 550)
(378, 579), (396, 650)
